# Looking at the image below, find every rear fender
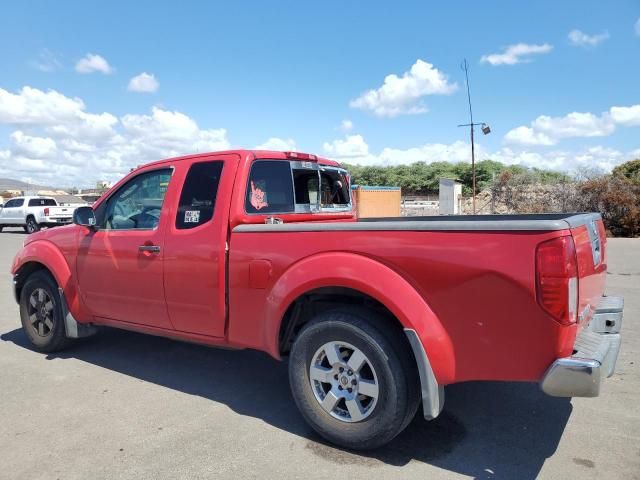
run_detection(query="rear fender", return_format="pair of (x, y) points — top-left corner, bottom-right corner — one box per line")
(263, 252), (455, 384)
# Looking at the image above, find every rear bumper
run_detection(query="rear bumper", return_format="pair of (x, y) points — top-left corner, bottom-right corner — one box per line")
(541, 295), (623, 397)
(42, 218), (72, 226)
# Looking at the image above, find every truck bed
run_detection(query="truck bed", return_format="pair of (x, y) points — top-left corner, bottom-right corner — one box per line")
(230, 211), (606, 385)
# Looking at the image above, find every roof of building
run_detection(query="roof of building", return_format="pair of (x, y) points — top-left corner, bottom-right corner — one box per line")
(352, 185), (401, 191)
(51, 194), (88, 205)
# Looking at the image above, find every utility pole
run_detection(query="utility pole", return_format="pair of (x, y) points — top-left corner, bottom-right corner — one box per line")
(458, 59), (490, 215)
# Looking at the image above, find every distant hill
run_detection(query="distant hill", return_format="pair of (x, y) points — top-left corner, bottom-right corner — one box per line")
(0, 178), (55, 192)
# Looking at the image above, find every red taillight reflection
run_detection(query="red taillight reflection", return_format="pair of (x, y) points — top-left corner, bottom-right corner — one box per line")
(44, 208), (50, 216)
(536, 236), (578, 325)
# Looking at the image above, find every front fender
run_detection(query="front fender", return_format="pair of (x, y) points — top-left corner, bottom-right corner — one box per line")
(263, 252), (456, 385)
(11, 240), (87, 322)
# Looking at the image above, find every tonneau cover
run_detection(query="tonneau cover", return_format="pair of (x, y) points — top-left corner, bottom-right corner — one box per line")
(233, 213), (602, 232)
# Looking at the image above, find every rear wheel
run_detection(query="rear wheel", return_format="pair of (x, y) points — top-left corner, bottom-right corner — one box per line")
(289, 308), (420, 450)
(25, 217), (40, 234)
(19, 271), (72, 352)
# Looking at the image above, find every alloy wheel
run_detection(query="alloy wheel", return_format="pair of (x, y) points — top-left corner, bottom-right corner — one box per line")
(309, 341), (379, 423)
(27, 288), (55, 337)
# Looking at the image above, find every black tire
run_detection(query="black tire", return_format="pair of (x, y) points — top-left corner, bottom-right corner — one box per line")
(0, 226), (3, 232)
(19, 270), (73, 353)
(289, 308), (420, 450)
(25, 217), (40, 234)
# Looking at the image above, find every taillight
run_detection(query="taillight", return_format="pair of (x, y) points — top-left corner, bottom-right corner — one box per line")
(44, 208), (50, 216)
(536, 236), (578, 325)
(596, 219), (606, 265)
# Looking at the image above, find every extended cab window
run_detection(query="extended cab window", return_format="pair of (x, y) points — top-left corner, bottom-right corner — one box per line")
(28, 198), (57, 207)
(246, 160), (351, 215)
(101, 169), (172, 230)
(176, 161), (223, 229)
(246, 161), (294, 214)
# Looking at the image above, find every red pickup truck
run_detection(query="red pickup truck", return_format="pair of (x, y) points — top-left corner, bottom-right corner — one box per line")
(11, 150), (624, 449)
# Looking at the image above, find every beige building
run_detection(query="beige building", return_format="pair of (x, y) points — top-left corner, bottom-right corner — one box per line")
(353, 186), (402, 218)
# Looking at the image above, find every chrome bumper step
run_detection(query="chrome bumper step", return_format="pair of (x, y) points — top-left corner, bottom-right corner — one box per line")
(540, 296), (623, 398)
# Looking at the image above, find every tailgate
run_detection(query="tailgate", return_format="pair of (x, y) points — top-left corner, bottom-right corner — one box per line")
(47, 207), (74, 218)
(571, 215), (607, 325)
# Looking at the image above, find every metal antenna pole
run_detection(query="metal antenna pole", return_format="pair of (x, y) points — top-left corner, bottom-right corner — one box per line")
(462, 59), (476, 214)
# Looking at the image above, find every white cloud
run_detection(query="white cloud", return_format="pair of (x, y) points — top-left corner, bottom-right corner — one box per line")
(568, 29), (609, 47)
(609, 104), (640, 126)
(480, 43), (553, 66)
(10, 131), (57, 159)
(1, 84), (636, 188)
(127, 72), (159, 93)
(635, 18), (640, 36)
(254, 137), (296, 151)
(339, 119), (353, 132)
(120, 107), (228, 154)
(504, 112), (614, 145)
(0, 86), (229, 186)
(75, 53), (113, 74)
(349, 59), (457, 117)
(0, 86), (85, 124)
(504, 104), (640, 146)
(493, 146), (636, 173)
(323, 135), (479, 167)
(322, 132), (638, 174)
(0, 86), (118, 142)
(30, 49), (63, 72)
(323, 135), (369, 158)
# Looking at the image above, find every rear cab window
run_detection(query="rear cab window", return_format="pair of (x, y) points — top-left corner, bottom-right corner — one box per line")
(246, 160), (351, 215)
(28, 198), (57, 207)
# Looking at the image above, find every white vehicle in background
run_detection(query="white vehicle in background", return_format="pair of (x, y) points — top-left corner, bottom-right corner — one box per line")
(0, 196), (78, 233)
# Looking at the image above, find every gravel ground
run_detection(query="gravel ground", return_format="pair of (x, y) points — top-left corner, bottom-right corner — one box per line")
(0, 229), (638, 480)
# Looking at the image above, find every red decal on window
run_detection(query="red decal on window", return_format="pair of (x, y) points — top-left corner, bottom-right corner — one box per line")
(250, 181), (269, 210)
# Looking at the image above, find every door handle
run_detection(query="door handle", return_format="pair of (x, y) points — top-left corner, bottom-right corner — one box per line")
(139, 245), (161, 253)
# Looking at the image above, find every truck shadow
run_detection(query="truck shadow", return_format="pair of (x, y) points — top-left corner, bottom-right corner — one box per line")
(2, 327), (571, 479)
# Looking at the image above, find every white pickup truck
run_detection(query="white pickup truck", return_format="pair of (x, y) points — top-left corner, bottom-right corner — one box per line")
(0, 196), (78, 233)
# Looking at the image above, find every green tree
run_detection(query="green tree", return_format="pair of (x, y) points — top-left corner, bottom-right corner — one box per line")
(612, 159), (640, 185)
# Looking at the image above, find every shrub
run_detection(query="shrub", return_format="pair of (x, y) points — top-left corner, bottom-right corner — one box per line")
(571, 175), (640, 237)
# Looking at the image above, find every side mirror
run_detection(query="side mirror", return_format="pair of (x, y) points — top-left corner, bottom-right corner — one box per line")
(73, 206), (97, 229)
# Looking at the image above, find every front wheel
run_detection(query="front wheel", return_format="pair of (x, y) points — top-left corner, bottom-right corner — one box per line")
(19, 271), (73, 352)
(25, 217), (40, 234)
(289, 308), (420, 450)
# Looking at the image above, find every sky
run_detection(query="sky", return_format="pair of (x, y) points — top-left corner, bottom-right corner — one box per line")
(0, 0), (639, 187)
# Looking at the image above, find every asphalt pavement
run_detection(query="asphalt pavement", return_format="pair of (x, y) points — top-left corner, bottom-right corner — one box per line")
(0, 228), (638, 479)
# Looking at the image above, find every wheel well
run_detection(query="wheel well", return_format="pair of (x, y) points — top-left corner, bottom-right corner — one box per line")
(14, 262), (52, 301)
(278, 287), (406, 356)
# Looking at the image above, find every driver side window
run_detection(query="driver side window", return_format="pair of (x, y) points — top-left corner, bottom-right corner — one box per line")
(102, 168), (172, 230)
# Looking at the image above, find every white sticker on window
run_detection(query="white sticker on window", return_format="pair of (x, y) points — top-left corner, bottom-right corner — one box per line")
(184, 210), (200, 223)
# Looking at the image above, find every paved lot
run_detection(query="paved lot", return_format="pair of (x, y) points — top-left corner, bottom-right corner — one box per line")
(0, 228), (638, 480)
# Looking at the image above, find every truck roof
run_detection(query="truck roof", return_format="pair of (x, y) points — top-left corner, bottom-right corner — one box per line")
(10, 196), (55, 200)
(139, 149), (342, 170)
